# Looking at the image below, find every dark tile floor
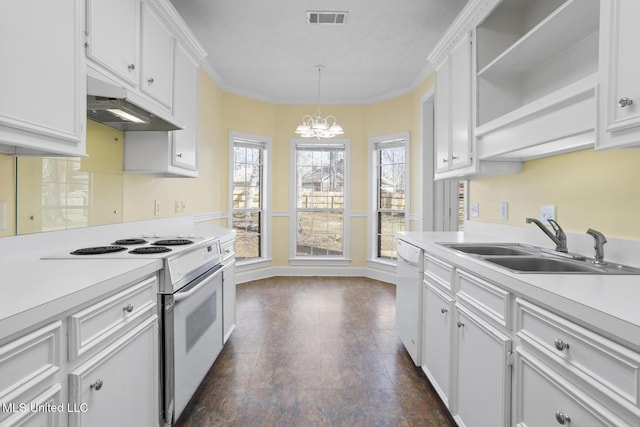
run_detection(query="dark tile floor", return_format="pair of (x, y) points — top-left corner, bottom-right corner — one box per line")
(174, 276), (456, 427)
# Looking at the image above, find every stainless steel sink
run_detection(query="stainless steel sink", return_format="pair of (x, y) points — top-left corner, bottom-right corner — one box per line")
(442, 243), (536, 256)
(484, 256), (601, 273)
(439, 242), (640, 275)
(484, 256), (640, 275)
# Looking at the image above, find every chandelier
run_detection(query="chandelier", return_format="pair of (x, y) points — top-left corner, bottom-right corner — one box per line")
(295, 65), (344, 139)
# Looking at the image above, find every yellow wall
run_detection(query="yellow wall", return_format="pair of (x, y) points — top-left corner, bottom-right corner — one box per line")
(469, 148), (640, 239)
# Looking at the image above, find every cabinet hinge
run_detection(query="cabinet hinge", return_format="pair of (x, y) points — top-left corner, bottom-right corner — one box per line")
(507, 351), (514, 366)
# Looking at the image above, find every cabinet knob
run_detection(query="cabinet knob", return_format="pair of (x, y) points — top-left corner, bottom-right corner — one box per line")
(440, 308), (448, 314)
(457, 321), (464, 328)
(554, 338), (569, 351)
(147, 77), (155, 84)
(554, 411), (570, 425)
(123, 304), (134, 313)
(128, 64), (135, 71)
(442, 158), (448, 164)
(176, 153), (183, 158)
(90, 379), (104, 391)
(618, 97), (633, 108)
(452, 155), (459, 160)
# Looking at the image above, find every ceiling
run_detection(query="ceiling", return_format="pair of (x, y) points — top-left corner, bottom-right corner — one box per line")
(169, 0), (469, 105)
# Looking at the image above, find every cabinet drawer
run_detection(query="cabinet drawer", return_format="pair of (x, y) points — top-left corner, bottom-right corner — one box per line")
(516, 298), (640, 407)
(424, 254), (453, 291)
(456, 270), (510, 329)
(0, 322), (61, 422)
(514, 347), (630, 427)
(221, 239), (235, 263)
(68, 276), (157, 360)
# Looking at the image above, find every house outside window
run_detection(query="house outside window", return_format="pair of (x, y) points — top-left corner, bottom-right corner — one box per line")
(290, 139), (350, 263)
(229, 131), (271, 264)
(369, 132), (409, 263)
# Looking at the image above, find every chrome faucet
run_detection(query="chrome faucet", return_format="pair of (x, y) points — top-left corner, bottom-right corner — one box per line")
(525, 217), (568, 253)
(586, 228), (607, 265)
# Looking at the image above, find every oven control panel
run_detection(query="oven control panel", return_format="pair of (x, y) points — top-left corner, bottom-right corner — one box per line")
(165, 240), (222, 292)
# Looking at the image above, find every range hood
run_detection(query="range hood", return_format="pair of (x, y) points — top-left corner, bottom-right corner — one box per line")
(87, 74), (181, 131)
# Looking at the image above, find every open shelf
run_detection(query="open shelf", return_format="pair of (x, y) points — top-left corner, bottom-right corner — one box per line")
(477, 0), (600, 77)
(476, 0), (600, 129)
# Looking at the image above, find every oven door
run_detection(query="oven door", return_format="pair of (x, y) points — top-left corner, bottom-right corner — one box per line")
(168, 265), (223, 422)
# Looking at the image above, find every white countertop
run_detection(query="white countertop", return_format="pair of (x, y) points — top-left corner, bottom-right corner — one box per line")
(398, 231), (640, 351)
(0, 254), (163, 340)
(0, 218), (236, 342)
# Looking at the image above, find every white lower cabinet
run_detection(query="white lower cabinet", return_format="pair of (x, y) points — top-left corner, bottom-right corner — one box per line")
(422, 280), (454, 407)
(0, 275), (159, 427)
(514, 347), (627, 427)
(420, 250), (640, 427)
(68, 316), (158, 427)
(454, 304), (512, 427)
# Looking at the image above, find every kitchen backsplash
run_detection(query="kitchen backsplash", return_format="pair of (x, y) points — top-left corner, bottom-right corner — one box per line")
(14, 121), (125, 235)
(469, 147), (640, 240)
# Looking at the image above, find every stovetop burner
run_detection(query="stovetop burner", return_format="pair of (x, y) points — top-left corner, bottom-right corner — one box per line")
(152, 239), (194, 246)
(113, 238), (148, 245)
(70, 246), (127, 255)
(129, 246), (172, 255)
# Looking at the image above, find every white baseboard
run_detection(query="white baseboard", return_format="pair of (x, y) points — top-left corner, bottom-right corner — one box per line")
(236, 265), (396, 285)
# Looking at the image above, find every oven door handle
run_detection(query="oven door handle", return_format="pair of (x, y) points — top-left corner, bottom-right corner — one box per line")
(174, 268), (221, 303)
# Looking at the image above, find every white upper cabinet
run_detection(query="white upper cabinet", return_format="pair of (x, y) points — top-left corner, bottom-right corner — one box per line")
(171, 42), (199, 172)
(140, 1), (174, 109)
(430, 4), (521, 180)
(0, 0), (86, 156)
(434, 58), (451, 174)
(85, 0), (140, 86)
(85, 0), (186, 117)
(124, 41), (200, 177)
(435, 34), (473, 176)
(430, 0), (602, 178)
(597, 0), (640, 150)
(475, 0), (600, 162)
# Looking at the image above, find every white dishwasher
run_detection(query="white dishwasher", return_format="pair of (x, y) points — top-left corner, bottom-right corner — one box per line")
(395, 239), (424, 366)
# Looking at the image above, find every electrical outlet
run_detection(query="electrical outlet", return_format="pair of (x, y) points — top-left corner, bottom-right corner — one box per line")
(540, 205), (556, 225)
(470, 202), (479, 218)
(0, 201), (6, 231)
(499, 202), (508, 221)
(154, 200), (161, 216)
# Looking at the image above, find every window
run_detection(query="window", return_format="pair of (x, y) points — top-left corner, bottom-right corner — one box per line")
(291, 139), (350, 261)
(229, 132), (271, 263)
(369, 132), (409, 262)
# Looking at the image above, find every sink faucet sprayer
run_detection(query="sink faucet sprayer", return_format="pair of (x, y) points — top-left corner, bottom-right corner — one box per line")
(586, 228), (607, 265)
(525, 217), (568, 253)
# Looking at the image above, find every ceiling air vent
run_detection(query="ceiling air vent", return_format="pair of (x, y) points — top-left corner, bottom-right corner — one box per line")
(306, 11), (348, 25)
